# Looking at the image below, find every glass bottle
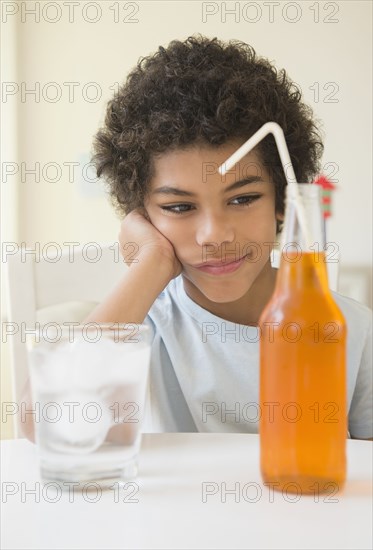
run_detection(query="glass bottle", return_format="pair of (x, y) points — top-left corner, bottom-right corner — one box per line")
(259, 184), (347, 495)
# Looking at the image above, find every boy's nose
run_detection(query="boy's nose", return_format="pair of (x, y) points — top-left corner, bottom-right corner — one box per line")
(195, 213), (235, 248)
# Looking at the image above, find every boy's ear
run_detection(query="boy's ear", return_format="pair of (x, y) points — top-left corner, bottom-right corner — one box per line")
(276, 211), (284, 222)
(275, 212), (284, 234)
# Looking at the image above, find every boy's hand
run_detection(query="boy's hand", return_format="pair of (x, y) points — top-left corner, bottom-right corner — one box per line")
(118, 208), (182, 280)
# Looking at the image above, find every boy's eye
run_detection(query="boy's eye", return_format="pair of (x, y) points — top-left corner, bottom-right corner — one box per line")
(230, 194), (262, 206)
(160, 204), (194, 214)
(159, 194), (262, 215)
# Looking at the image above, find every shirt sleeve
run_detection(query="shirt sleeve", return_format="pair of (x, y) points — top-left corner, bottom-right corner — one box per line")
(348, 320), (373, 438)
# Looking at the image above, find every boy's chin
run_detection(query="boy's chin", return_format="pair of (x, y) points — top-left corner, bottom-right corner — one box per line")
(200, 287), (248, 304)
(183, 274), (251, 304)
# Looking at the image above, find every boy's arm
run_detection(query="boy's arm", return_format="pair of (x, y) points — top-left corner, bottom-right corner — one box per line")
(348, 319), (372, 441)
(83, 252), (173, 324)
(84, 208), (181, 324)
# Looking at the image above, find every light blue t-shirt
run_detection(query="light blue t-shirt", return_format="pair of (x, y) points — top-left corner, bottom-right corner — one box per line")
(143, 275), (372, 438)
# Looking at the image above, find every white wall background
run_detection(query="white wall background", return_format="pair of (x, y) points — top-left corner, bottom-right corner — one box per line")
(2, 0), (372, 306)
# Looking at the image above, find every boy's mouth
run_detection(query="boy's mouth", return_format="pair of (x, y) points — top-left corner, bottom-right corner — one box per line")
(192, 255), (248, 275)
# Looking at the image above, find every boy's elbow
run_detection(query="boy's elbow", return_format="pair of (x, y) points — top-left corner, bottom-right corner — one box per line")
(19, 383), (37, 443)
(19, 416), (36, 443)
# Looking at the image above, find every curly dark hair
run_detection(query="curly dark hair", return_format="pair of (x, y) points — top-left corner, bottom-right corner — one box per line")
(92, 34), (324, 217)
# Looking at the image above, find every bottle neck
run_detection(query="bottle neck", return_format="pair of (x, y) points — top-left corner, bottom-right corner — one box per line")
(280, 184), (326, 252)
(277, 185), (329, 293)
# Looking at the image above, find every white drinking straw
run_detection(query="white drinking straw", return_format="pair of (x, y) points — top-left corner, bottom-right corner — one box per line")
(218, 122), (311, 248)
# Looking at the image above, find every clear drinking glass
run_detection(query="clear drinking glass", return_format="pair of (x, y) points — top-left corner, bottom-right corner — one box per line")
(27, 323), (152, 488)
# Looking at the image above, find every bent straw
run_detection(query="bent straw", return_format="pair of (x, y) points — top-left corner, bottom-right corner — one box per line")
(218, 122), (311, 248)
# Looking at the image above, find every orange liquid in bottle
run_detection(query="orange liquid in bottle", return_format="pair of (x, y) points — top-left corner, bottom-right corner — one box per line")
(259, 251), (347, 495)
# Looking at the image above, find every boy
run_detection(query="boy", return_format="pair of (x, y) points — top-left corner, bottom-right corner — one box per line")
(23, 35), (372, 440)
(85, 35), (372, 439)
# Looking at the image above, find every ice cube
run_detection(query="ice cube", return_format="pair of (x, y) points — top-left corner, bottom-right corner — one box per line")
(29, 342), (72, 394)
(69, 338), (150, 390)
(30, 337), (150, 403)
(47, 392), (112, 455)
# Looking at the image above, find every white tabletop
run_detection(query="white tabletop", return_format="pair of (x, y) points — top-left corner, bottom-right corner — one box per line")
(1, 433), (372, 550)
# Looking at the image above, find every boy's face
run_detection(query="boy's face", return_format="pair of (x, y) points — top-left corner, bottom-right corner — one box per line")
(144, 141), (281, 304)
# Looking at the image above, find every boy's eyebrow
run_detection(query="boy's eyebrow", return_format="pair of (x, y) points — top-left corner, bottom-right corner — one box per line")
(152, 176), (265, 197)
